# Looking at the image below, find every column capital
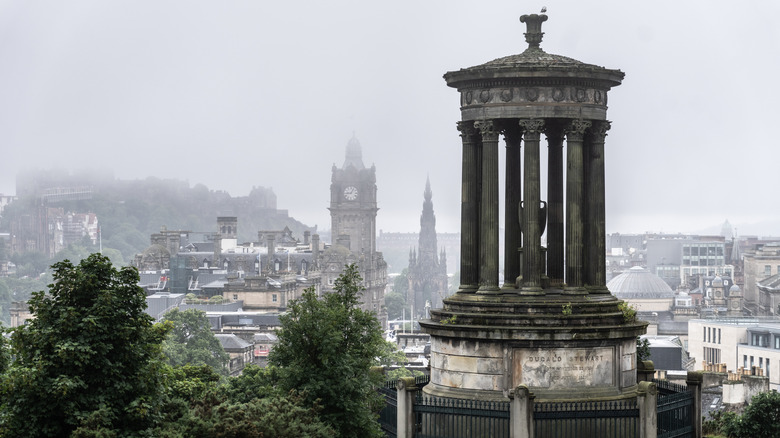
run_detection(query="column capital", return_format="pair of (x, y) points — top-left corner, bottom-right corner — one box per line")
(564, 119), (592, 140)
(474, 119), (499, 140)
(588, 120), (612, 141)
(456, 120), (477, 138)
(518, 119), (545, 133)
(543, 119), (566, 142)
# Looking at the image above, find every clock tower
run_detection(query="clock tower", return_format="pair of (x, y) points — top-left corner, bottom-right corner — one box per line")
(329, 135), (378, 254)
(323, 135), (387, 327)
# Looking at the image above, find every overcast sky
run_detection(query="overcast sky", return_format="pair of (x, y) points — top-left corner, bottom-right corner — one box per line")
(2, 1), (779, 237)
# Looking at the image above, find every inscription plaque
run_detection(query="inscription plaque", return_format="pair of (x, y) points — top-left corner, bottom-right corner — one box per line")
(513, 347), (614, 389)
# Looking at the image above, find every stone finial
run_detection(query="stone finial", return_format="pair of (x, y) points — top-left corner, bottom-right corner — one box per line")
(519, 13), (548, 50)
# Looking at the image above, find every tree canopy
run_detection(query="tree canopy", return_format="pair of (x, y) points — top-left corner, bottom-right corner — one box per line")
(270, 264), (386, 438)
(0, 254), (170, 437)
(162, 308), (229, 375)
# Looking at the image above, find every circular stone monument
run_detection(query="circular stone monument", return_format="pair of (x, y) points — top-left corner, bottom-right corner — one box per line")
(420, 13), (647, 402)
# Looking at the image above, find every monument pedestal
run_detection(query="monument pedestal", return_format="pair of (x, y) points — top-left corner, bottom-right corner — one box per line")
(420, 291), (647, 402)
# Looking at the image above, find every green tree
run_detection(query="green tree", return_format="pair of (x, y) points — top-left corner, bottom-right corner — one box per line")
(162, 308), (229, 375)
(0, 254), (170, 437)
(384, 291), (406, 320)
(270, 264), (385, 438)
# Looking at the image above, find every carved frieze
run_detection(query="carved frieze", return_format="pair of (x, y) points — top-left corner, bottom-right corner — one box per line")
(499, 88), (513, 102)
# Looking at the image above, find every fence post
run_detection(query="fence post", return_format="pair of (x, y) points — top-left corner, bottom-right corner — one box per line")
(637, 381), (657, 438)
(396, 377), (418, 438)
(509, 384), (535, 438)
(637, 360), (655, 382)
(686, 371), (703, 438)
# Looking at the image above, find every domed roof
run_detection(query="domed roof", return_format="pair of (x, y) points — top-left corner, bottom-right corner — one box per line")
(444, 13), (623, 89)
(730, 284), (741, 294)
(607, 266), (675, 299)
(712, 276), (723, 287)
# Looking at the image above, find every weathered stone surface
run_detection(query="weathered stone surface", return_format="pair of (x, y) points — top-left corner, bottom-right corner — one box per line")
(512, 347), (614, 389)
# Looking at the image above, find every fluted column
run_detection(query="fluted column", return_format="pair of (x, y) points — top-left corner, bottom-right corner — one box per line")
(564, 119), (591, 294)
(503, 123), (523, 290)
(586, 121), (611, 293)
(457, 121), (479, 293)
(545, 121), (565, 287)
(475, 120), (500, 293)
(519, 119), (544, 294)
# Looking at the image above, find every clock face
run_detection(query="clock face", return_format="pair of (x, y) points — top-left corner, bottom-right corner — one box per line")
(344, 186), (358, 201)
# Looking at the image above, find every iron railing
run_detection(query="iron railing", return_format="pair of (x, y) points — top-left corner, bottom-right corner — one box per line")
(414, 393), (510, 438)
(533, 399), (639, 438)
(378, 379), (399, 438)
(654, 379), (694, 438)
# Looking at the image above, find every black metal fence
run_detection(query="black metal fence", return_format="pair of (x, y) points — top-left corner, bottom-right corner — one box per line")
(533, 399), (639, 438)
(378, 379), (398, 438)
(414, 393), (510, 438)
(654, 379), (694, 438)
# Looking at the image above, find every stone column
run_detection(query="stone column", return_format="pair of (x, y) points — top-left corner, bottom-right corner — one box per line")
(475, 120), (500, 293)
(564, 119), (591, 293)
(585, 121), (611, 293)
(396, 377), (418, 438)
(509, 385), (535, 438)
(545, 121), (565, 287)
(686, 371), (703, 438)
(503, 123), (523, 290)
(457, 121), (479, 293)
(637, 381), (658, 438)
(519, 119), (544, 293)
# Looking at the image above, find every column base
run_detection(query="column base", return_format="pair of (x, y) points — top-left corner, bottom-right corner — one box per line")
(477, 285), (501, 294)
(562, 286), (588, 295)
(520, 286), (545, 296)
(457, 284), (479, 294)
(587, 285), (611, 294)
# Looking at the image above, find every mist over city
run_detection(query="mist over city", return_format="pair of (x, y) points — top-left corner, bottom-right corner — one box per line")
(2, 1), (779, 236)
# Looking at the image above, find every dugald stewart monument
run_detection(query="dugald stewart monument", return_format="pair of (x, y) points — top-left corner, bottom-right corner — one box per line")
(419, 13), (648, 402)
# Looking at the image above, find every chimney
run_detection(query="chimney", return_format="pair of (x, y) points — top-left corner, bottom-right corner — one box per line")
(304, 230), (311, 246)
(312, 234), (320, 267)
(267, 234), (276, 260)
(213, 233), (222, 267)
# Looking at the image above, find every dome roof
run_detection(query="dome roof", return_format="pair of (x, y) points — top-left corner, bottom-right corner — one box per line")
(712, 275), (723, 287)
(444, 14), (623, 89)
(730, 284), (741, 294)
(607, 266), (675, 299)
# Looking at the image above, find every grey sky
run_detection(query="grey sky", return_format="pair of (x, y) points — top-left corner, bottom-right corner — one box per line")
(2, 1), (779, 236)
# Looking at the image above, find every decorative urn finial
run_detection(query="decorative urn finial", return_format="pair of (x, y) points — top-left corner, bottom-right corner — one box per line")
(519, 13), (548, 50)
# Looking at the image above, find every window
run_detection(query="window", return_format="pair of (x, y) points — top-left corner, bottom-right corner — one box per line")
(768, 359), (771, 378)
(703, 327), (706, 342)
(744, 355), (748, 368)
(766, 265), (772, 276)
(751, 356), (755, 368)
(233, 294), (238, 301)
(775, 336), (780, 349)
(760, 357), (764, 369)
(718, 329), (721, 344)
(272, 294), (278, 303)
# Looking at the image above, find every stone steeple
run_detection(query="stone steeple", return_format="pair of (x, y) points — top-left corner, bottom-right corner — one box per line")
(408, 177), (448, 314)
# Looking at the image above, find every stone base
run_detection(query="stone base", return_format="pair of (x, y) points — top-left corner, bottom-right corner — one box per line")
(419, 292), (647, 402)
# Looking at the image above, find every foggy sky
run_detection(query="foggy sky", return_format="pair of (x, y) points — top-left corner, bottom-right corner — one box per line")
(2, 1), (779, 237)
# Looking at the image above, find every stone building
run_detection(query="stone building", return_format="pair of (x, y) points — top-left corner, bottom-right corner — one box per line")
(743, 243), (780, 315)
(320, 136), (387, 326)
(406, 178), (449, 316)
